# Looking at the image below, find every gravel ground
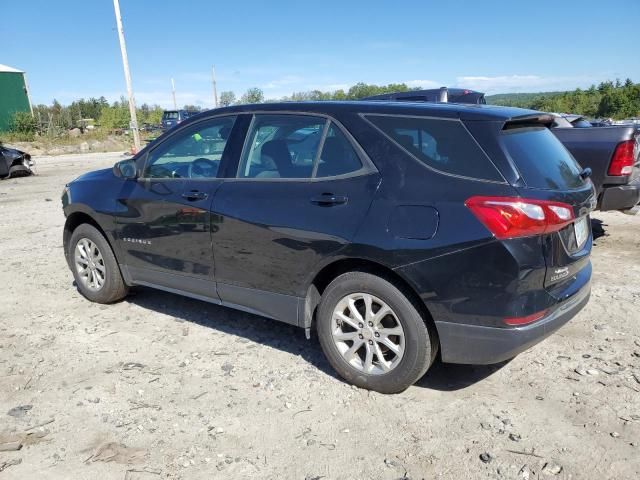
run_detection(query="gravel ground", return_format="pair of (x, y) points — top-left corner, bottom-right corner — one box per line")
(1, 153), (639, 479)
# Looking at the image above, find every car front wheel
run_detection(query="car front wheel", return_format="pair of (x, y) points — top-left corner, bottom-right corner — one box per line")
(69, 224), (128, 304)
(317, 271), (436, 394)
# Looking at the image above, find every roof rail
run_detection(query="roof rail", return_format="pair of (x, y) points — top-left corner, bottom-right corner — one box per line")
(362, 87), (486, 105)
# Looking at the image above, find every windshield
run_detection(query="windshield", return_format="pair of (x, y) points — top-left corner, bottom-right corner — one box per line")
(163, 111), (179, 120)
(502, 127), (585, 190)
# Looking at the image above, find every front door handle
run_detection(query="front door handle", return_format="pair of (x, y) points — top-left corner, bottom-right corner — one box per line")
(310, 193), (348, 206)
(182, 190), (208, 201)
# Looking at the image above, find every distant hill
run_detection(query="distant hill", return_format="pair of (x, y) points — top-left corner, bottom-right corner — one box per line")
(486, 91), (566, 108)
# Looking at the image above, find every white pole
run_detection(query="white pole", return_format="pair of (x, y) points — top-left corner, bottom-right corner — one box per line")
(22, 73), (34, 116)
(171, 78), (177, 109)
(212, 65), (218, 109)
(113, 0), (141, 152)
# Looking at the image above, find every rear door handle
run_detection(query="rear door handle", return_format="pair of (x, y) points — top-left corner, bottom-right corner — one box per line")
(310, 193), (348, 206)
(182, 190), (208, 201)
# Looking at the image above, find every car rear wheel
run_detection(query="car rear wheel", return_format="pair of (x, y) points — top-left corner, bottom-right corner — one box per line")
(317, 271), (435, 393)
(69, 224), (128, 303)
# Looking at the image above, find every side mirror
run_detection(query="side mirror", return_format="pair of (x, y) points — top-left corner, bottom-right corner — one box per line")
(579, 167), (592, 180)
(113, 159), (138, 179)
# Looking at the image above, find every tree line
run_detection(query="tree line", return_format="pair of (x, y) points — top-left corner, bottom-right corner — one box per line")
(10, 82), (415, 138)
(218, 82), (415, 106)
(488, 79), (640, 119)
(222, 79), (640, 119)
(29, 96), (166, 134)
(10, 78), (638, 140)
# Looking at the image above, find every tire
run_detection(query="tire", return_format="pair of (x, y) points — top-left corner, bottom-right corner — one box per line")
(316, 271), (436, 394)
(68, 223), (128, 304)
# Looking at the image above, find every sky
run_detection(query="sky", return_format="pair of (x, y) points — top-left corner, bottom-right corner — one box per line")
(2, 0), (639, 109)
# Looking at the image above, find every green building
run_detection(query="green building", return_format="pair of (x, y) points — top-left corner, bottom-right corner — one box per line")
(0, 64), (33, 132)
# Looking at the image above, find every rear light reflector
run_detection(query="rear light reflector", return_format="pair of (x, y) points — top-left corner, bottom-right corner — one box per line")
(608, 140), (635, 176)
(504, 310), (547, 326)
(465, 196), (575, 239)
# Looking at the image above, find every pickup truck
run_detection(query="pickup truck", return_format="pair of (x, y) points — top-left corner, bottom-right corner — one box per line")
(365, 88), (640, 213)
(551, 115), (640, 214)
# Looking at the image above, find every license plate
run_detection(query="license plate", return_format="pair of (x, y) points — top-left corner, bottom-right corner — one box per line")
(574, 216), (589, 248)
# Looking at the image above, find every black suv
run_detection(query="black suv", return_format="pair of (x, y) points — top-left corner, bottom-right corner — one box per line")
(161, 110), (198, 131)
(62, 101), (595, 393)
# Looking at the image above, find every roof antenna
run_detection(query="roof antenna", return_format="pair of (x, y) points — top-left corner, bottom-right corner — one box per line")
(438, 87), (448, 103)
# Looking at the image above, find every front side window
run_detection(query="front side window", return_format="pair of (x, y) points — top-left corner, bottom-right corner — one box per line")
(144, 116), (236, 179)
(367, 115), (503, 181)
(237, 115), (363, 179)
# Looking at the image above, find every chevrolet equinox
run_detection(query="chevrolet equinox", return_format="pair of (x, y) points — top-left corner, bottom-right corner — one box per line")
(62, 101), (595, 393)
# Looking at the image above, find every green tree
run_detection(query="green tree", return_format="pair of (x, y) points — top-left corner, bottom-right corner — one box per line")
(10, 111), (38, 140)
(99, 102), (130, 130)
(240, 87), (264, 104)
(495, 79), (639, 119)
(219, 91), (236, 107)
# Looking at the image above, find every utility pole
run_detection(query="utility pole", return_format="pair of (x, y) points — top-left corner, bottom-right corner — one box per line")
(171, 78), (177, 109)
(112, 0), (141, 152)
(211, 65), (218, 108)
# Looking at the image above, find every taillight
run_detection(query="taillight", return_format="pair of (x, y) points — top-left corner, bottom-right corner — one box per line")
(608, 140), (635, 176)
(465, 196), (575, 239)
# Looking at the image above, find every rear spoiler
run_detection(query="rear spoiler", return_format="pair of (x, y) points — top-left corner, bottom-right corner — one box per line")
(503, 114), (555, 130)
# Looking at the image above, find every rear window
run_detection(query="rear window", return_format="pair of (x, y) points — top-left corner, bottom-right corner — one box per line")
(367, 115), (503, 181)
(163, 111), (179, 120)
(501, 127), (585, 190)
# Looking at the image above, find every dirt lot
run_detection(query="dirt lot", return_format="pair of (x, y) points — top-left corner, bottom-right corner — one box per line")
(1, 153), (639, 479)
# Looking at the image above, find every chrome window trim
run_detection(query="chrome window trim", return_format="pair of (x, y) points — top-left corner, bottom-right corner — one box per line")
(227, 111), (377, 182)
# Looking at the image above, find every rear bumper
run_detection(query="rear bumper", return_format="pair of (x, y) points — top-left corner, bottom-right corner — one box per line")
(598, 177), (640, 212)
(435, 281), (590, 365)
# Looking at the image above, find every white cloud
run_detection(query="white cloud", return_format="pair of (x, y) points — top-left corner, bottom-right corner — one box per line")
(134, 90), (215, 108)
(404, 79), (442, 89)
(455, 74), (601, 94)
(305, 83), (350, 92)
(263, 75), (305, 89)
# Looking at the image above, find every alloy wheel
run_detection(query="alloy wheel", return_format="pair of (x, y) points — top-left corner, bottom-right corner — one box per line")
(331, 293), (405, 375)
(74, 238), (106, 291)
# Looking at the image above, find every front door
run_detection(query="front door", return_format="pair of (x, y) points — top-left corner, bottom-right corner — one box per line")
(211, 114), (381, 324)
(115, 115), (237, 299)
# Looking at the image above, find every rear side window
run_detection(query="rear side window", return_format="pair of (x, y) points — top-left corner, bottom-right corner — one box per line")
(237, 115), (364, 179)
(238, 115), (325, 179)
(367, 115), (503, 181)
(315, 124), (362, 177)
(501, 127), (585, 190)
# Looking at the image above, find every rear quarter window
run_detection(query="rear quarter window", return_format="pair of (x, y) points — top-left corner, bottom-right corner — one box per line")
(501, 127), (585, 190)
(366, 115), (503, 182)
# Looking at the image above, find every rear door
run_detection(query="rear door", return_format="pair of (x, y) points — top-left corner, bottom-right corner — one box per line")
(210, 113), (380, 324)
(500, 125), (596, 296)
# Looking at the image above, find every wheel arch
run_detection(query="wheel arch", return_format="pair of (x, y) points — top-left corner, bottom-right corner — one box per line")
(63, 210), (115, 270)
(303, 258), (438, 346)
